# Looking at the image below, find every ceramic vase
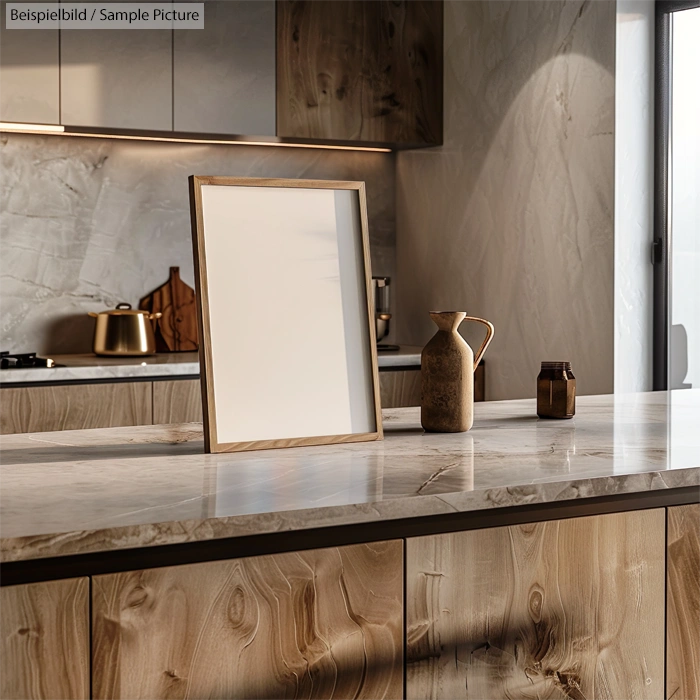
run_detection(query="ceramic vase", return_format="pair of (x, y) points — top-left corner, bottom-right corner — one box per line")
(421, 311), (494, 432)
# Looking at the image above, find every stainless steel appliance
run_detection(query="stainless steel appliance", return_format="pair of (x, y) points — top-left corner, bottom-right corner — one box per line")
(372, 277), (399, 350)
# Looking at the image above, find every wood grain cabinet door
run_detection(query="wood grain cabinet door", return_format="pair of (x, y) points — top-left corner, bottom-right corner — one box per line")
(379, 370), (421, 408)
(0, 578), (90, 700)
(667, 504), (700, 700)
(406, 509), (666, 699)
(152, 379), (203, 424)
(277, 0), (443, 146)
(378, 367), (484, 408)
(92, 541), (403, 699)
(0, 382), (152, 434)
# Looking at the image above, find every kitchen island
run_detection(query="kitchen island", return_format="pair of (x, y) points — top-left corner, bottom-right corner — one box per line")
(1, 392), (698, 699)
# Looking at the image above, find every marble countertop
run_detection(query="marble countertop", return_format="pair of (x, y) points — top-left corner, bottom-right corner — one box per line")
(1, 391), (698, 563)
(0, 347), (423, 384)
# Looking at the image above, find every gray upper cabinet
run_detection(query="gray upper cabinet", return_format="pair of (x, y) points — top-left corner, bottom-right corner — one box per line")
(60, 23), (172, 130)
(173, 1), (275, 135)
(0, 2), (59, 124)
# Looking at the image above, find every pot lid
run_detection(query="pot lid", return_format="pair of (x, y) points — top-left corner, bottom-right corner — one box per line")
(96, 303), (149, 316)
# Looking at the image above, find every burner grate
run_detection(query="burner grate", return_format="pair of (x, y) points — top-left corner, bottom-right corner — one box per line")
(0, 352), (56, 369)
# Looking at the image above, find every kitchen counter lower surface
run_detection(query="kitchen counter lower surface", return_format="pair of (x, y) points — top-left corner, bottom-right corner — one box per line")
(0, 347), (423, 384)
(1, 391), (698, 564)
(0, 352), (201, 384)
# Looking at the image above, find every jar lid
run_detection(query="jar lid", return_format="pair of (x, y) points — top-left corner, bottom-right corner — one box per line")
(541, 361), (572, 370)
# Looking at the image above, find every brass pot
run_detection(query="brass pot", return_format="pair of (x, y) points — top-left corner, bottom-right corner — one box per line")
(89, 303), (162, 356)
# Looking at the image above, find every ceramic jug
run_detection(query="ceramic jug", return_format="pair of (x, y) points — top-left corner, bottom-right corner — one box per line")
(421, 312), (494, 432)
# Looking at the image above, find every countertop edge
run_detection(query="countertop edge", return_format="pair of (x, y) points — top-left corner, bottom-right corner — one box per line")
(2, 466), (698, 565)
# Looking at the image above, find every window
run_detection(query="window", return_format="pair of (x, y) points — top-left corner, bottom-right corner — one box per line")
(654, 1), (700, 390)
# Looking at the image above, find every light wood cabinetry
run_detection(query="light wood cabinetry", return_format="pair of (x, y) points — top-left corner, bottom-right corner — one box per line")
(0, 505), (690, 698)
(406, 509), (666, 699)
(152, 368), (431, 417)
(277, 0), (443, 145)
(92, 540), (403, 699)
(379, 364), (484, 408)
(152, 379), (203, 424)
(379, 370), (421, 408)
(1, 366), (432, 433)
(174, 1), (276, 135)
(0, 2), (59, 124)
(60, 20), (172, 129)
(0, 381), (152, 434)
(667, 503), (700, 700)
(0, 578), (90, 700)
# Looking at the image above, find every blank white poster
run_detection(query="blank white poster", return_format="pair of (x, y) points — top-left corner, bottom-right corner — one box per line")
(199, 184), (376, 444)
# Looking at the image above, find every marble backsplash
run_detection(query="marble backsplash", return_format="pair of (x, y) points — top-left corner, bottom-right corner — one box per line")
(396, 0), (616, 400)
(0, 133), (395, 353)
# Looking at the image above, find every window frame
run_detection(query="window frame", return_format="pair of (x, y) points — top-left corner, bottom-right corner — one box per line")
(653, 0), (700, 390)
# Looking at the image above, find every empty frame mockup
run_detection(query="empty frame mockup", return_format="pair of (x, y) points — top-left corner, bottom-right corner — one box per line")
(189, 176), (382, 453)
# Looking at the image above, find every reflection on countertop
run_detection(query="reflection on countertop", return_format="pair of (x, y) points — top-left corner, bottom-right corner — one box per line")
(0, 346), (423, 385)
(1, 391), (698, 563)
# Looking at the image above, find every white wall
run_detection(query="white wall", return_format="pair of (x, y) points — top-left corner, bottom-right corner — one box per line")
(614, 0), (654, 394)
(396, 0), (616, 400)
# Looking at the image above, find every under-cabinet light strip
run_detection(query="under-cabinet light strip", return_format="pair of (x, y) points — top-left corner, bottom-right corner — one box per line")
(0, 122), (392, 152)
(1, 122), (65, 132)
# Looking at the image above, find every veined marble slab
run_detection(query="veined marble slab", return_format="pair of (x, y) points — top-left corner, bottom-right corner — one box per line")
(0, 347), (422, 385)
(1, 132), (396, 355)
(1, 391), (698, 563)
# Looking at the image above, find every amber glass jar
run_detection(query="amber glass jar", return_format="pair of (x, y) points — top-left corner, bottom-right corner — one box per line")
(537, 361), (576, 419)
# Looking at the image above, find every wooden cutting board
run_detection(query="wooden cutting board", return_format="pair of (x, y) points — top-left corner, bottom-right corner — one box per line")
(139, 267), (198, 352)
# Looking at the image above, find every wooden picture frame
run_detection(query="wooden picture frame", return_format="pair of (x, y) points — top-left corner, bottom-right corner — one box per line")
(189, 176), (383, 453)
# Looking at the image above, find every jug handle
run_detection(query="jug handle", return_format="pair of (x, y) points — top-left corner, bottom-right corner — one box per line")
(462, 317), (494, 371)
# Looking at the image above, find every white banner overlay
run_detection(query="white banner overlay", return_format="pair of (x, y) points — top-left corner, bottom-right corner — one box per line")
(6, 3), (204, 28)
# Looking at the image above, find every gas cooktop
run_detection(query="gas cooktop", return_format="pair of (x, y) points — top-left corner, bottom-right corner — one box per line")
(0, 352), (61, 369)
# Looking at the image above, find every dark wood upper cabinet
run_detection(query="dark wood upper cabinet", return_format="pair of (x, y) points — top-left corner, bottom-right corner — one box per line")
(277, 0), (443, 147)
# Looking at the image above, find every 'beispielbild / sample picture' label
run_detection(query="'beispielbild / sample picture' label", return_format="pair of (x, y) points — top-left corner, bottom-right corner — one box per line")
(5, 3), (204, 28)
